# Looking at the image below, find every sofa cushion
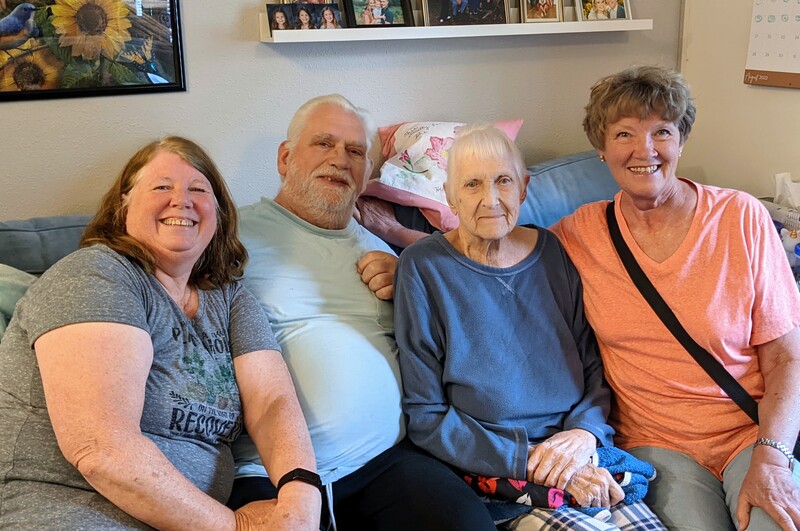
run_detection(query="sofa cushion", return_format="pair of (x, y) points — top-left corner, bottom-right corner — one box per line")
(0, 264), (37, 337)
(0, 215), (92, 275)
(518, 151), (619, 228)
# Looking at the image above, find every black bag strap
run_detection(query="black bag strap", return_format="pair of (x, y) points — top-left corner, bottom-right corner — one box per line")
(604, 201), (760, 424)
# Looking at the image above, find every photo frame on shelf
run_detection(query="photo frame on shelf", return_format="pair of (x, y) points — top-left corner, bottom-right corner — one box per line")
(521, 0), (561, 22)
(267, 3), (295, 32)
(272, 1), (347, 30)
(0, 0), (184, 101)
(292, 3), (317, 29)
(575, 0), (630, 21)
(421, 0), (509, 26)
(316, 4), (347, 28)
(344, 0), (414, 27)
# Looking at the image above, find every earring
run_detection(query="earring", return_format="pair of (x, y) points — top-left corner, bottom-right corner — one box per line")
(599, 155), (606, 162)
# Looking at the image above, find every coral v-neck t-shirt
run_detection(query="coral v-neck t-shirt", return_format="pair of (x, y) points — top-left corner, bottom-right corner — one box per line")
(551, 180), (800, 478)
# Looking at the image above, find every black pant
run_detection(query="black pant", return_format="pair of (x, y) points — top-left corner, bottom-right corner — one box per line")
(228, 438), (496, 531)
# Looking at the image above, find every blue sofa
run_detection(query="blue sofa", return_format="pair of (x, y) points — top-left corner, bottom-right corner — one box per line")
(0, 150), (617, 332)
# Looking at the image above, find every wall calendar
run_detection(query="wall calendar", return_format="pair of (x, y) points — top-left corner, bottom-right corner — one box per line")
(744, 0), (800, 89)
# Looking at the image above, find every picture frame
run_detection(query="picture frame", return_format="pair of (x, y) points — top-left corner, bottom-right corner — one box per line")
(521, 0), (561, 23)
(267, 3), (296, 32)
(268, 2), (347, 32)
(575, 0), (630, 21)
(344, 0), (414, 28)
(421, 0), (509, 26)
(315, 3), (347, 28)
(292, 3), (317, 29)
(0, 0), (185, 101)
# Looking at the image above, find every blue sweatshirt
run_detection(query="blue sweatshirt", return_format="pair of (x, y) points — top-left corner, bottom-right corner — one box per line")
(394, 228), (614, 480)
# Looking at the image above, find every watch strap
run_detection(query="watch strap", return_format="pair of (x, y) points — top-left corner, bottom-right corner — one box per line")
(276, 467), (323, 493)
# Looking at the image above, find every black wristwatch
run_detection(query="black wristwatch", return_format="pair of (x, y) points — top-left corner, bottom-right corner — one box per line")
(276, 467), (323, 493)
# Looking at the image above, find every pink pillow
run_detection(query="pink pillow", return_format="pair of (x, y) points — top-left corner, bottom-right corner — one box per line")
(364, 119), (524, 231)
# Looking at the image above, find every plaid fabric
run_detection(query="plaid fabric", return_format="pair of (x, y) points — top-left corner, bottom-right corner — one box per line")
(505, 501), (667, 531)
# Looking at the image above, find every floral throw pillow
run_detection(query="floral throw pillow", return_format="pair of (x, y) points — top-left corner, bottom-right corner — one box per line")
(364, 119), (524, 231)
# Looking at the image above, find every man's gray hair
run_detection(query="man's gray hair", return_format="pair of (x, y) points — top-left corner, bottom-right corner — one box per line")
(286, 94), (376, 151)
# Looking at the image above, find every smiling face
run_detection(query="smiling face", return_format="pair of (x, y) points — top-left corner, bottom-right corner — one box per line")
(124, 150), (217, 273)
(275, 104), (371, 229)
(447, 153), (527, 247)
(599, 114), (684, 205)
(323, 8), (334, 21)
(299, 8), (311, 24)
(274, 10), (286, 26)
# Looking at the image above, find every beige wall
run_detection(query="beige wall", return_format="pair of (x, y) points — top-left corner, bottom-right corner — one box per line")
(1, 0), (681, 221)
(680, 1), (800, 198)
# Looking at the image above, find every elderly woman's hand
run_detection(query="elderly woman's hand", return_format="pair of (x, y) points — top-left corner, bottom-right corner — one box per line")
(357, 250), (397, 301)
(563, 462), (624, 508)
(234, 486), (320, 531)
(736, 461), (800, 530)
(234, 499), (277, 529)
(526, 429), (597, 489)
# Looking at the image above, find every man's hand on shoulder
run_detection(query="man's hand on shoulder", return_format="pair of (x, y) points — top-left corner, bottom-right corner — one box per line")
(355, 196), (429, 249)
(357, 251), (396, 301)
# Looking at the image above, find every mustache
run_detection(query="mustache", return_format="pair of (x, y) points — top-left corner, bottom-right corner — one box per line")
(310, 166), (353, 186)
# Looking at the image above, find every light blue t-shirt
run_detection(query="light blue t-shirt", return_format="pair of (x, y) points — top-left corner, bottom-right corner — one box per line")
(233, 198), (405, 484)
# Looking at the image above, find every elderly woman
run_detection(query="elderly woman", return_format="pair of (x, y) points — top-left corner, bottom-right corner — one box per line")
(552, 66), (800, 530)
(394, 124), (664, 530)
(0, 137), (321, 530)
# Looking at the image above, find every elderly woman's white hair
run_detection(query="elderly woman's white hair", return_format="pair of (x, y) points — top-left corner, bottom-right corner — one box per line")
(445, 123), (527, 197)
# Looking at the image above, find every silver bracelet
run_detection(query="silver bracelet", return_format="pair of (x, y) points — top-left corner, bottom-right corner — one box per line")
(754, 437), (796, 471)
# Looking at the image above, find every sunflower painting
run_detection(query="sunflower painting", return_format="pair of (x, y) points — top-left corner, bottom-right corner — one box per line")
(0, 0), (184, 100)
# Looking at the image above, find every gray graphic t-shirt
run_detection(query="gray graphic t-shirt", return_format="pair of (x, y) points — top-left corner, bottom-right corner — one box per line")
(0, 245), (278, 529)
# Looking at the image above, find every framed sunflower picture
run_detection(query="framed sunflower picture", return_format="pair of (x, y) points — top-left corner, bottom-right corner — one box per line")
(0, 0), (185, 101)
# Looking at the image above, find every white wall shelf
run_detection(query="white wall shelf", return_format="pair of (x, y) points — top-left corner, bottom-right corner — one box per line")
(259, 13), (653, 43)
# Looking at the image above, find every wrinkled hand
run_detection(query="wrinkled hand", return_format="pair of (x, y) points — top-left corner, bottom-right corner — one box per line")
(234, 499), (278, 529)
(564, 462), (624, 508)
(354, 197), (401, 238)
(527, 429), (597, 489)
(737, 462), (800, 530)
(357, 251), (397, 301)
(234, 487), (320, 531)
(355, 197), (429, 249)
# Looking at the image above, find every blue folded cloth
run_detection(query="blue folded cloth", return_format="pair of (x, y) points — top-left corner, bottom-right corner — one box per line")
(594, 446), (656, 507)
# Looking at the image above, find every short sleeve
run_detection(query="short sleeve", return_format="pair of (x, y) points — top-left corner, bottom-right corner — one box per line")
(228, 283), (281, 358)
(17, 246), (151, 347)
